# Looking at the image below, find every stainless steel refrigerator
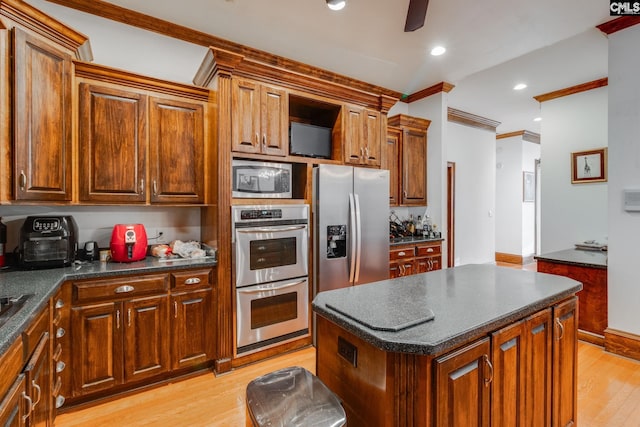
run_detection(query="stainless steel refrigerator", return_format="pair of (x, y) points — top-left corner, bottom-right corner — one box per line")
(313, 164), (389, 295)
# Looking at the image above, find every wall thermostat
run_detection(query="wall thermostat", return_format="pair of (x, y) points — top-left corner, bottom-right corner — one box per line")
(623, 189), (640, 211)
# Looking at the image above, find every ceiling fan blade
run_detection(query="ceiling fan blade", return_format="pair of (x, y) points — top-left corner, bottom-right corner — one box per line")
(404, 0), (429, 32)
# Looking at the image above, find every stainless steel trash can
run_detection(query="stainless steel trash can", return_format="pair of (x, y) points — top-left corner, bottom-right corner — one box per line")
(246, 366), (346, 427)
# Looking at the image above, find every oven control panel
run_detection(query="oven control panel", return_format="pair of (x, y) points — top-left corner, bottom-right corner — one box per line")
(240, 209), (283, 220)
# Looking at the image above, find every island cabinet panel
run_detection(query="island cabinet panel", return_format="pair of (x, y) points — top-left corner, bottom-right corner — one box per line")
(13, 27), (72, 202)
(231, 79), (288, 156)
(78, 84), (147, 203)
(149, 97), (205, 204)
(23, 332), (52, 427)
(552, 297), (578, 427)
(0, 374), (26, 427)
(434, 338), (491, 427)
(525, 309), (553, 427)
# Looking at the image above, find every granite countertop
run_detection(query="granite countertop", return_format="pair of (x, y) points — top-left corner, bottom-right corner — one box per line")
(389, 236), (444, 246)
(535, 248), (607, 269)
(0, 257), (217, 355)
(312, 264), (582, 356)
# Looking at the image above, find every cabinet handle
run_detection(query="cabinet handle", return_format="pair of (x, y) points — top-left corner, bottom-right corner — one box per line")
(426, 248), (434, 253)
(555, 317), (565, 340)
(262, 134), (267, 149)
(360, 146), (364, 161)
(153, 180), (158, 196)
(56, 360), (66, 373)
(127, 308), (132, 327)
(56, 327), (65, 338)
(140, 179), (145, 194)
(404, 191), (408, 198)
(255, 132), (259, 146)
(174, 301), (178, 318)
(55, 299), (65, 309)
(184, 277), (201, 285)
(115, 285), (135, 294)
(116, 310), (120, 329)
(55, 395), (66, 409)
(365, 146), (370, 159)
(483, 355), (494, 386)
(31, 380), (42, 408)
(19, 170), (26, 191)
(398, 251), (406, 257)
(22, 393), (33, 422)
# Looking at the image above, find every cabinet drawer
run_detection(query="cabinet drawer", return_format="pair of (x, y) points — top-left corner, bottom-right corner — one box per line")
(416, 243), (441, 257)
(73, 274), (168, 304)
(22, 305), (49, 361)
(390, 246), (416, 260)
(171, 269), (212, 291)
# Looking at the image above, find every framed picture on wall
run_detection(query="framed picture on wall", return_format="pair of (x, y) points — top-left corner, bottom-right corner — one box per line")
(571, 148), (607, 184)
(523, 171), (535, 202)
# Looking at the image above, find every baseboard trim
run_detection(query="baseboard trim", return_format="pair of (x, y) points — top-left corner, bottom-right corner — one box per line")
(604, 328), (640, 361)
(578, 330), (605, 347)
(495, 252), (523, 264)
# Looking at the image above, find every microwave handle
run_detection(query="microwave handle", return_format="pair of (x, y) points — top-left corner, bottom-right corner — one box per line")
(237, 279), (306, 293)
(236, 225), (307, 233)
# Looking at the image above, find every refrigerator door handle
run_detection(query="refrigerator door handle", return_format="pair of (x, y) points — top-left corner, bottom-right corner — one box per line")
(349, 193), (357, 284)
(354, 193), (362, 283)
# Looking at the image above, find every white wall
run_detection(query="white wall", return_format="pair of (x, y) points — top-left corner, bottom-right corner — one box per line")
(496, 136), (523, 255)
(607, 24), (640, 336)
(447, 123), (496, 265)
(539, 87), (608, 253)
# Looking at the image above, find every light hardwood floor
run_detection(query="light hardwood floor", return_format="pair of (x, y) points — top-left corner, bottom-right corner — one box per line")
(56, 262), (640, 426)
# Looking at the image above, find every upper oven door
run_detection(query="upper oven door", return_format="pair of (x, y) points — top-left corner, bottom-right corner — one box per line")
(235, 223), (308, 287)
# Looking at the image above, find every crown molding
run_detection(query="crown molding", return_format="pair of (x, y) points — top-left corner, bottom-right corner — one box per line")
(533, 78), (608, 103)
(496, 130), (540, 144)
(597, 16), (640, 35)
(403, 82), (455, 103)
(448, 108), (500, 132)
(388, 114), (431, 131)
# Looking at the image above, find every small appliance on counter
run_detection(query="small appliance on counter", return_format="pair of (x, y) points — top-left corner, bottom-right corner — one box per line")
(110, 224), (147, 262)
(18, 216), (79, 269)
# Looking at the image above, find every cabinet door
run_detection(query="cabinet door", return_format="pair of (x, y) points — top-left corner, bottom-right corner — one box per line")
(149, 97), (204, 204)
(123, 295), (170, 383)
(78, 83), (147, 203)
(390, 260), (414, 278)
(434, 337), (491, 427)
(491, 320), (526, 427)
(401, 128), (427, 205)
(344, 106), (364, 164)
(552, 297), (578, 427)
(171, 290), (213, 370)
(363, 109), (381, 166)
(231, 79), (261, 154)
(23, 333), (51, 427)
(525, 309), (552, 427)
(260, 85), (288, 156)
(0, 374), (26, 427)
(384, 127), (400, 206)
(71, 302), (123, 396)
(13, 28), (72, 202)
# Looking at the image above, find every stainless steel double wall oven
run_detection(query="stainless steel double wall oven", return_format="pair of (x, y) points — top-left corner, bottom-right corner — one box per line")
(232, 204), (310, 355)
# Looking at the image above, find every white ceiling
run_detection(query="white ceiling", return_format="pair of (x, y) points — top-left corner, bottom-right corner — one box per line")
(34, 0), (613, 134)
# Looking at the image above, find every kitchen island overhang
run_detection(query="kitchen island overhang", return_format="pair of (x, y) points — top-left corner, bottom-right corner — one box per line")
(312, 264), (583, 427)
(313, 264), (582, 356)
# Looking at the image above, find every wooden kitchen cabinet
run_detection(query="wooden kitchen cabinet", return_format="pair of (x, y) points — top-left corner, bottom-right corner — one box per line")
(12, 27), (72, 202)
(231, 79), (288, 156)
(75, 62), (210, 205)
(384, 126), (401, 205)
(23, 333), (51, 427)
(389, 240), (442, 278)
(552, 297), (578, 427)
(344, 105), (382, 166)
(387, 115), (430, 206)
(434, 337), (491, 427)
(0, 374), (26, 427)
(170, 269), (215, 370)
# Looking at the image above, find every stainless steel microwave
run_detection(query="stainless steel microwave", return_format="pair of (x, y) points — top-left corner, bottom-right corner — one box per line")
(232, 160), (292, 198)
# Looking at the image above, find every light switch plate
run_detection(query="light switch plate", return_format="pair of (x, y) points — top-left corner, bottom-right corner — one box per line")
(623, 189), (640, 211)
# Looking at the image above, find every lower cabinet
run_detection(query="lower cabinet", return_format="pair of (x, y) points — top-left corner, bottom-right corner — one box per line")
(434, 299), (576, 427)
(390, 240), (442, 278)
(23, 333), (51, 427)
(0, 374), (26, 427)
(60, 267), (215, 405)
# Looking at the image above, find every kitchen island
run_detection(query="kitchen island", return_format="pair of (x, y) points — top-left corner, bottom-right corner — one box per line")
(313, 264), (582, 427)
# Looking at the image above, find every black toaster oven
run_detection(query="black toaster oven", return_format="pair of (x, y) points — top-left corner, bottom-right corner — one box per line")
(19, 216), (78, 269)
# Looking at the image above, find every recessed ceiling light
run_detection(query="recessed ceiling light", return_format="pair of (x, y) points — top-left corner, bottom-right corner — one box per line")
(533, 117), (542, 122)
(513, 83), (527, 91)
(430, 46), (446, 56)
(326, 0), (346, 11)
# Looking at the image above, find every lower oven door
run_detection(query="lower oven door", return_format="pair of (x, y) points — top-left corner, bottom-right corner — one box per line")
(236, 277), (309, 353)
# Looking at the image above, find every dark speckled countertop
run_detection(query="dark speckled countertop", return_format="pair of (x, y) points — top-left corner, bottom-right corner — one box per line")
(535, 248), (607, 269)
(0, 257), (217, 355)
(313, 264), (582, 356)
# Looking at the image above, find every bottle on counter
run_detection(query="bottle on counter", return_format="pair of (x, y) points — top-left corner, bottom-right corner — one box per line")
(407, 214), (416, 236)
(0, 217), (6, 267)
